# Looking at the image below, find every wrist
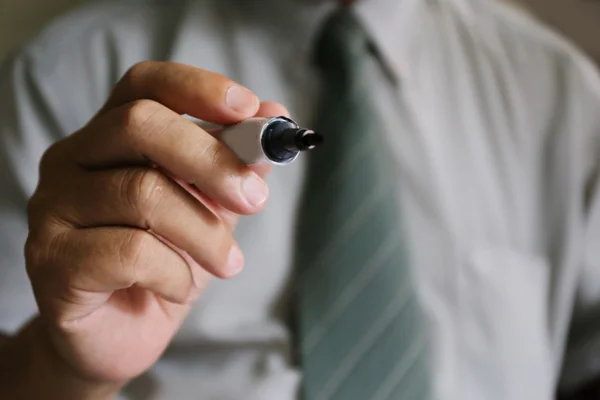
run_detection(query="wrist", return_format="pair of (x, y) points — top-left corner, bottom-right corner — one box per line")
(0, 317), (123, 400)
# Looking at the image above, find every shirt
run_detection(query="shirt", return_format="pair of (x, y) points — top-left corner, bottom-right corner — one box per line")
(1, 0), (600, 399)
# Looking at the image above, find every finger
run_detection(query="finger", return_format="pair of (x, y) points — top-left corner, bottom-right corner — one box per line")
(164, 172), (239, 228)
(150, 230), (211, 294)
(176, 101), (291, 228)
(64, 100), (290, 213)
(98, 61), (259, 124)
(73, 100), (288, 181)
(33, 228), (197, 308)
(255, 101), (290, 119)
(50, 167), (243, 279)
(65, 101), (269, 215)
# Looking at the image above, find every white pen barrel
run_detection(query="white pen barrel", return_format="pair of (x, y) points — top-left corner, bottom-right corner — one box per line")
(219, 117), (272, 165)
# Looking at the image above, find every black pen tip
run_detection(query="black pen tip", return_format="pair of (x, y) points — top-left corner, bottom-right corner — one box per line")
(299, 131), (324, 150)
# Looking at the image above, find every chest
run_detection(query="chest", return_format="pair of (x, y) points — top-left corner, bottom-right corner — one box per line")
(170, 13), (575, 396)
(362, 51), (564, 398)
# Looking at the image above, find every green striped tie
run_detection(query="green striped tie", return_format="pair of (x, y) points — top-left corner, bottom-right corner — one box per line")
(295, 8), (431, 400)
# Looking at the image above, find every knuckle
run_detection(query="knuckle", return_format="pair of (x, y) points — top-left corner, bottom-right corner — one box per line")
(26, 194), (62, 238)
(122, 99), (162, 129)
(122, 61), (152, 85)
(26, 193), (45, 222)
(38, 141), (64, 171)
(125, 169), (169, 220)
(190, 138), (229, 176)
(38, 146), (55, 170)
(24, 222), (64, 278)
(207, 141), (229, 169)
(24, 232), (46, 270)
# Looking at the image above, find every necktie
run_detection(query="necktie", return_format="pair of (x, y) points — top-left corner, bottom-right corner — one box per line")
(294, 8), (431, 400)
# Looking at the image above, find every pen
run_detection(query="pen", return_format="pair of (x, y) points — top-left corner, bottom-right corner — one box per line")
(219, 116), (323, 165)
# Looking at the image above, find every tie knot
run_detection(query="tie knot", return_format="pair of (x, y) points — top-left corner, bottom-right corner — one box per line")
(313, 8), (371, 75)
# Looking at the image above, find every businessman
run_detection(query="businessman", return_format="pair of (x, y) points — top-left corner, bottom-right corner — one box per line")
(1, 0), (600, 399)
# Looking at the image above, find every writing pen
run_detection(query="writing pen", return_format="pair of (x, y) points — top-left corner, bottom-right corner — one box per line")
(218, 116), (324, 165)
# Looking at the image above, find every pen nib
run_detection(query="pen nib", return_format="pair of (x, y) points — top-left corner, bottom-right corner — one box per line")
(298, 130), (324, 150)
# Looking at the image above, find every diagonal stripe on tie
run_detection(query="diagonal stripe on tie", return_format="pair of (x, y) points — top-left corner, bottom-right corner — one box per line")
(294, 7), (431, 400)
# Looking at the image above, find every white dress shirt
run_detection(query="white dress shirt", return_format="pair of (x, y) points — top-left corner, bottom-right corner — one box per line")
(1, 0), (600, 399)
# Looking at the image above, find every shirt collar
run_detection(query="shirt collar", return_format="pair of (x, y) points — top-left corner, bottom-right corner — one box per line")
(353, 0), (421, 80)
(245, 0), (421, 81)
(174, 0), (422, 82)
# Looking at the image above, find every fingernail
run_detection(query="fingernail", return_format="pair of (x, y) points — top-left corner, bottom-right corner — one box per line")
(226, 243), (244, 276)
(241, 173), (268, 207)
(225, 86), (258, 114)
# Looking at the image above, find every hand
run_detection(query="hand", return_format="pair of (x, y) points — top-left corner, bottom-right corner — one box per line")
(24, 61), (288, 386)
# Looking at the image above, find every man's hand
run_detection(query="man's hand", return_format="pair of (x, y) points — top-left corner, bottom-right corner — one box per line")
(7, 61), (288, 397)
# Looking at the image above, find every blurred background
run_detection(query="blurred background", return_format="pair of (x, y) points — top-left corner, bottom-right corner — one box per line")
(0, 0), (599, 65)
(519, 0), (600, 65)
(0, 0), (86, 56)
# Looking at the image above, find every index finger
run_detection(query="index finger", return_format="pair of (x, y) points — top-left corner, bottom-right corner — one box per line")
(97, 61), (260, 124)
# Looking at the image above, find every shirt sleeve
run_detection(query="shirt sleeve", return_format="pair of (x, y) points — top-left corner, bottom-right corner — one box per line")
(558, 54), (600, 392)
